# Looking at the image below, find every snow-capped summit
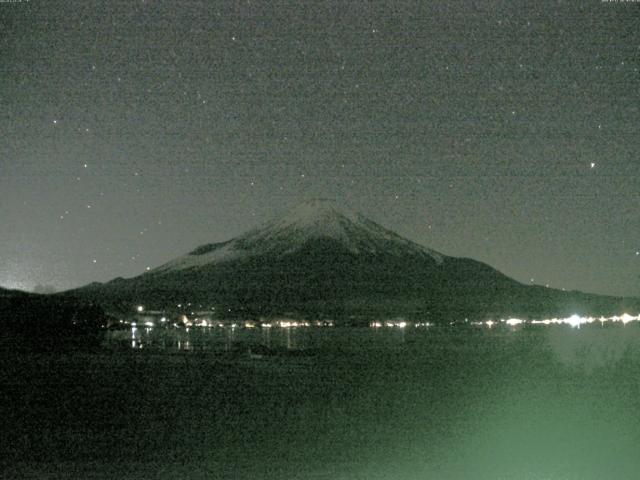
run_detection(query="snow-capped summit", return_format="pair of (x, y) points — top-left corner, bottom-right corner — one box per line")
(265, 198), (363, 233)
(152, 199), (443, 273)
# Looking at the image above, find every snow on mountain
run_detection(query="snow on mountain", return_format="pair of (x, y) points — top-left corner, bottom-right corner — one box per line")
(152, 199), (444, 273)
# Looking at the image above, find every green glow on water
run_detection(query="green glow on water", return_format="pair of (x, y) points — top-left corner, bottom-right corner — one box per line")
(3, 325), (640, 479)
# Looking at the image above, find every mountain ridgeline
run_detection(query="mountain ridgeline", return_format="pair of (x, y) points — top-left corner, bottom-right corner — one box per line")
(69, 200), (639, 323)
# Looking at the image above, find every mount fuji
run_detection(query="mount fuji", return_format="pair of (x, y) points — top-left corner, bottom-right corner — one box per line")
(68, 199), (638, 322)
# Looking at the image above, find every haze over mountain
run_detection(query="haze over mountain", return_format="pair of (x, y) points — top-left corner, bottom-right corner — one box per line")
(68, 200), (639, 322)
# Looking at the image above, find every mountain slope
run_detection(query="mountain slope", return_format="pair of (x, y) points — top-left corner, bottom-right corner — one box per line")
(67, 199), (640, 321)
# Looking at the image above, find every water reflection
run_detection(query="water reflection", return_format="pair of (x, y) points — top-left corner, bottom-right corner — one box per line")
(108, 322), (339, 353)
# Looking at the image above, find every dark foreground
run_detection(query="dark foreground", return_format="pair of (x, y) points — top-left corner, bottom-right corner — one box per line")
(2, 325), (640, 479)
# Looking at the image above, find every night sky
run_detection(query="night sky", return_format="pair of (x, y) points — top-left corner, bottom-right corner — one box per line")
(1, 1), (638, 297)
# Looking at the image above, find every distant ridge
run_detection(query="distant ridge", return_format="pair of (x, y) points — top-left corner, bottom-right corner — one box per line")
(67, 200), (640, 322)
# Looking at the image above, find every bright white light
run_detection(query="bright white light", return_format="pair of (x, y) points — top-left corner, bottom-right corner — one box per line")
(136, 305), (144, 313)
(620, 313), (637, 325)
(565, 314), (584, 328)
(485, 320), (495, 328)
(505, 318), (523, 326)
(144, 321), (154, 327)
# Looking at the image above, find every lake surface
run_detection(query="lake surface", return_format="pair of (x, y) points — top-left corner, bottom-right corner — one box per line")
(3, 323), (640, 479)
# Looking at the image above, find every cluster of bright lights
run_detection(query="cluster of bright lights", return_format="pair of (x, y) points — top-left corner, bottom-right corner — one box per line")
(126, 317), (336, 330)
(366, 315), (640, 330)
(129, 304), (336, 330)
(260, 320), (332, 328)
(276, 320), (310, 328)
(128, 302), (638, 332)
(498, 313), (640, 328)
(370, 321), (432, 328)
(373, 320), (408, 328)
